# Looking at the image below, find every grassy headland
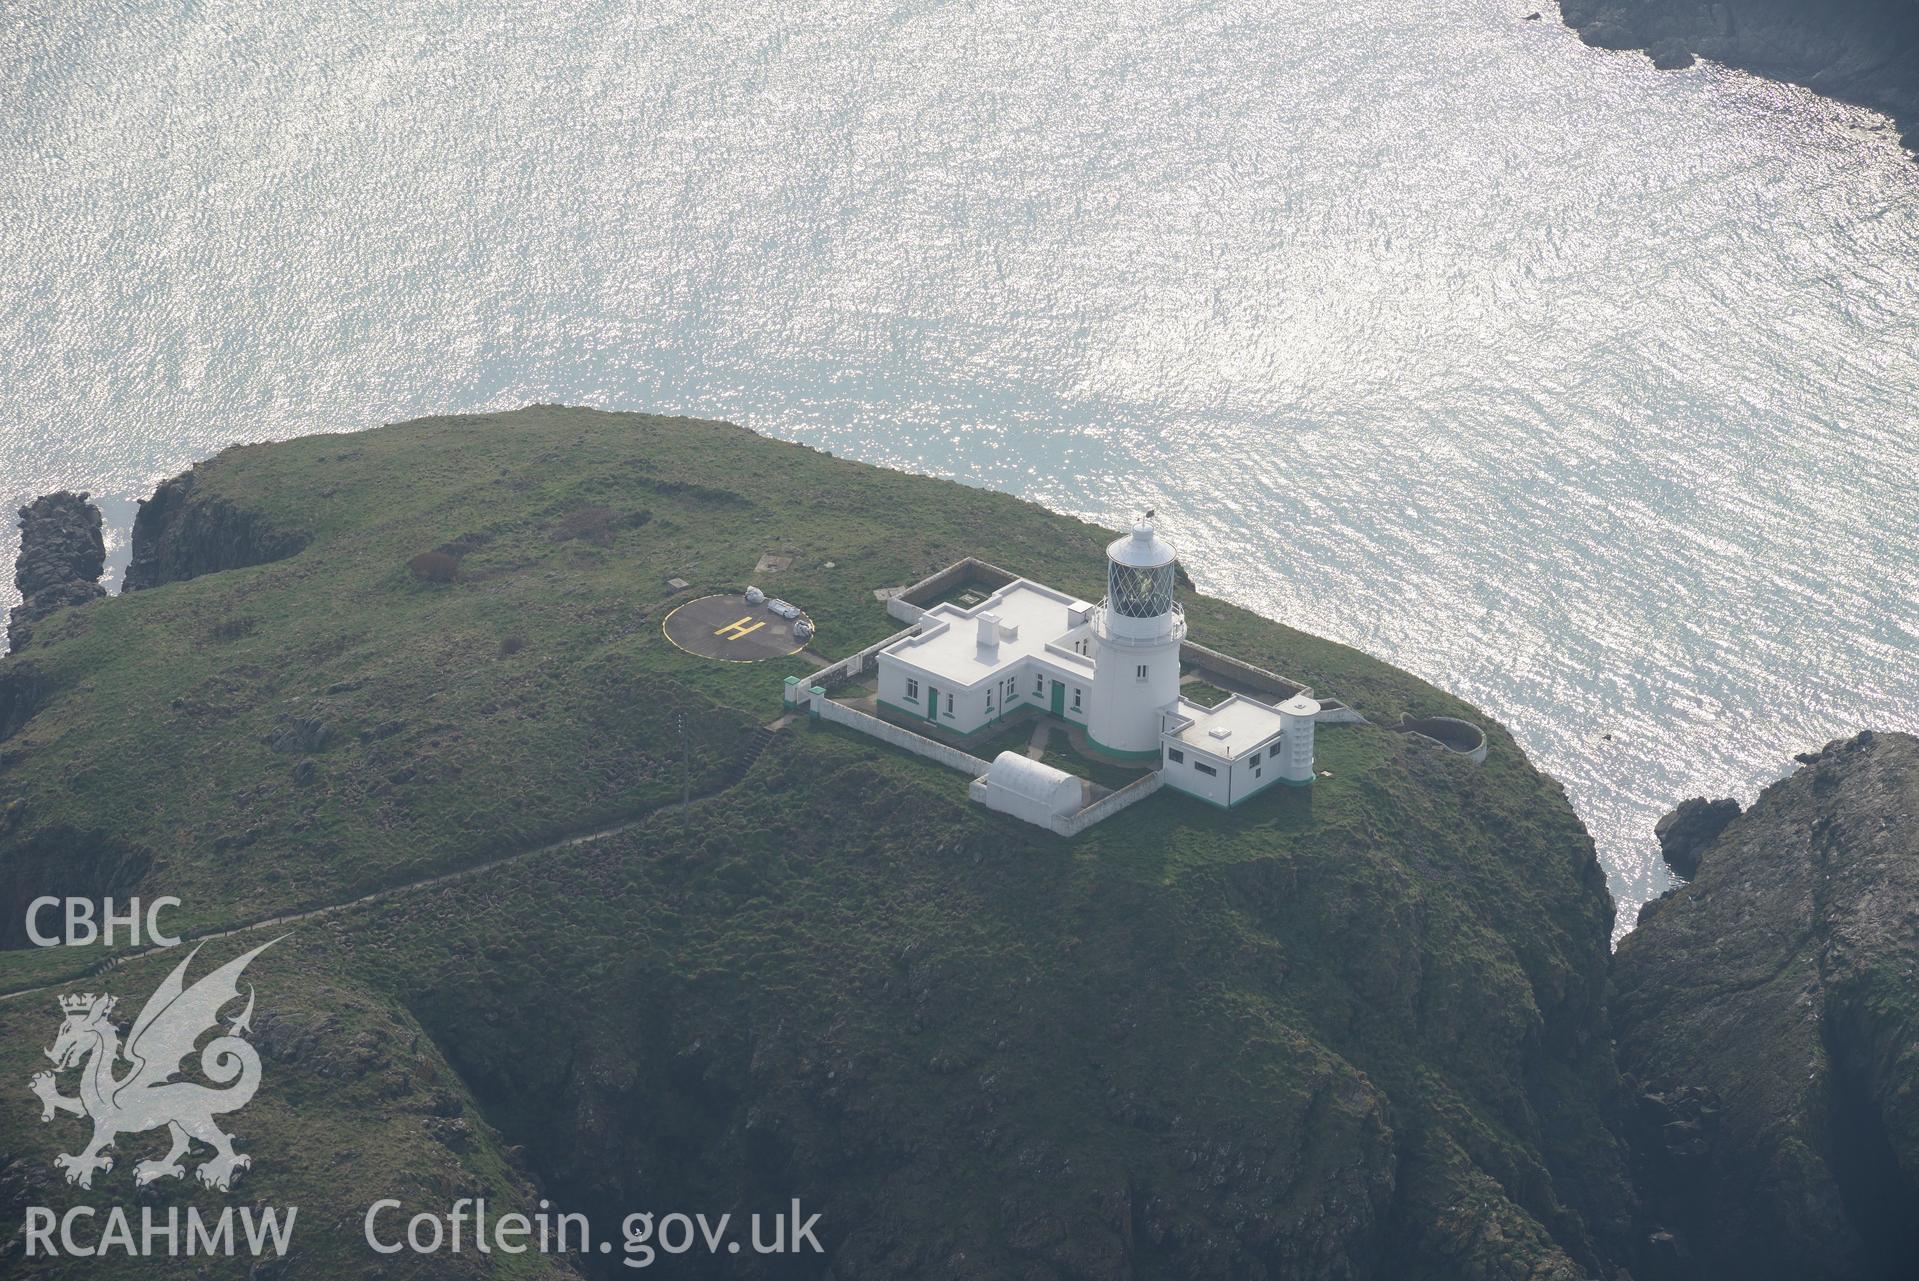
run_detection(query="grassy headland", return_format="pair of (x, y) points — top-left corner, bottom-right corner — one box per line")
(0, 407), (1631, 1279)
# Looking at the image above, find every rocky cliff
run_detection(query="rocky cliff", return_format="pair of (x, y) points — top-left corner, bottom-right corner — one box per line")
(1612, 730), (1919, 1280)
(1561, 0), (1919, 148)
(7, 492), (105, 654)
(122, 465), (307, 591)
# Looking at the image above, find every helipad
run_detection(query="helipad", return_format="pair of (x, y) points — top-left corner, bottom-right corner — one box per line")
(662, 594), (814, 662)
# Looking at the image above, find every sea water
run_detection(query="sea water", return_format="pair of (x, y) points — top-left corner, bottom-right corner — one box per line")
(4, 0), (1916, 932)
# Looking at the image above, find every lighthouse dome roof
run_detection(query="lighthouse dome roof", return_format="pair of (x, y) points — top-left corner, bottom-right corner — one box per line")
(1107, 519), (1176, 569)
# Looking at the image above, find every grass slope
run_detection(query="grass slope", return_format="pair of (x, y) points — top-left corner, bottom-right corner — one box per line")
(1, 408), (1628, 1279)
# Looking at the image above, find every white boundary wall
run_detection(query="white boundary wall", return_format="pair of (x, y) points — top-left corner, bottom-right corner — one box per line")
(786, 623), (923, 704)
(805, 680), (1164, 836)
(884, 557), (1023, 626)
(810, 696), (993, 776)
(1049, 771), (1164, 837)
(1180, 640), (1309, 698)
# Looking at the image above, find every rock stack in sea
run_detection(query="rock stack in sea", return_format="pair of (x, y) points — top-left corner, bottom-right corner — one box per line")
(1652, 794), (1740, 880)
(8, 491), (106, 653)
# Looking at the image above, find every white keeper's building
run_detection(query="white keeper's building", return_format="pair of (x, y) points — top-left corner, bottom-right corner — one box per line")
(873, 519), (1317, 806)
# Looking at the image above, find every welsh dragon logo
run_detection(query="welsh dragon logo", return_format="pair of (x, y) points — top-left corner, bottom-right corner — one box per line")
(27, 938), (279, 1191)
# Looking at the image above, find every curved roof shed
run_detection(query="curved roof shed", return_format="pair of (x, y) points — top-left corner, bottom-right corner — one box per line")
(979, 751), (1083, 825)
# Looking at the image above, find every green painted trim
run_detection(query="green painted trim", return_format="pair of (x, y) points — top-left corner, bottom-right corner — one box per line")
(1164, 781), (1231, 809)
(1166, 774), (1308, 808)
(877, 699), (1034, 741)
(1084, 732), (1161, 761)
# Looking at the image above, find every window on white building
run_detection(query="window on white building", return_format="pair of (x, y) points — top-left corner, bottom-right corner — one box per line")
(1071, 687), (1082, 710)
(946, 693), (954, 715)
(1167, 748), (1185, 764)
(1034, 673), (1044, 695)
(906, 678), (919, 700)
(1136, 663), (1148, 681)
(1195, 761), (1218, 777)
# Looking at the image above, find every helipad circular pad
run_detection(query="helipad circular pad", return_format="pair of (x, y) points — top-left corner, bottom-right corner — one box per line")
(662, 594), (814, 662)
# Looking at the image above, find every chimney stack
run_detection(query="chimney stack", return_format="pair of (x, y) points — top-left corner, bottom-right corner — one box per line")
(977, 612), (1001, 656)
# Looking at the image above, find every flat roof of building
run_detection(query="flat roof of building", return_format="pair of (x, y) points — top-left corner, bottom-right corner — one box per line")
(880, 579), (1094, 687)
(1166, 693), (1291, 760)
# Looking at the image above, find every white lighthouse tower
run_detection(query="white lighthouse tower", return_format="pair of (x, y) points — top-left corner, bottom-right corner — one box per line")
(1087, 515), (1186, 756)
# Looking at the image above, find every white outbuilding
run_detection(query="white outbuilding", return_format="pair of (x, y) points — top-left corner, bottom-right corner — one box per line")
(972, 751), (1085, 826)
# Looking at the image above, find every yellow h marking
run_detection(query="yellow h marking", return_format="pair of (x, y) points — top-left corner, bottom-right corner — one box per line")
(714, 616), (766, 641)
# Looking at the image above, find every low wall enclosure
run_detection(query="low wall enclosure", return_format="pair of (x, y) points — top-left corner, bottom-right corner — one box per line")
(783, 521), (1482, 834)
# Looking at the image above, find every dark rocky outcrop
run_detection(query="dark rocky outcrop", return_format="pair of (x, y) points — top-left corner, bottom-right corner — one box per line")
(1652, 794), (1740, 878)
(1647, 37), (1698, 69)
(0, 662), (48, 744)
(8, 492), (106, 654)
(1560, 0), (1919, 150)
(264, 714), (333, 754)
(0, 825), (153, 950)
(123, 469), (307, 592)
(1614, 730), (1919, 1280)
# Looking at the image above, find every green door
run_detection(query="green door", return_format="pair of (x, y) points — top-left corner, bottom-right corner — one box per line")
(1049, 679), (1065, 717)
(927, 684), (940, 721)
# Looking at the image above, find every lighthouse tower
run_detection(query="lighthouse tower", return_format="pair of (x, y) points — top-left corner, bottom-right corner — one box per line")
(1088, 516), (1187, 755)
